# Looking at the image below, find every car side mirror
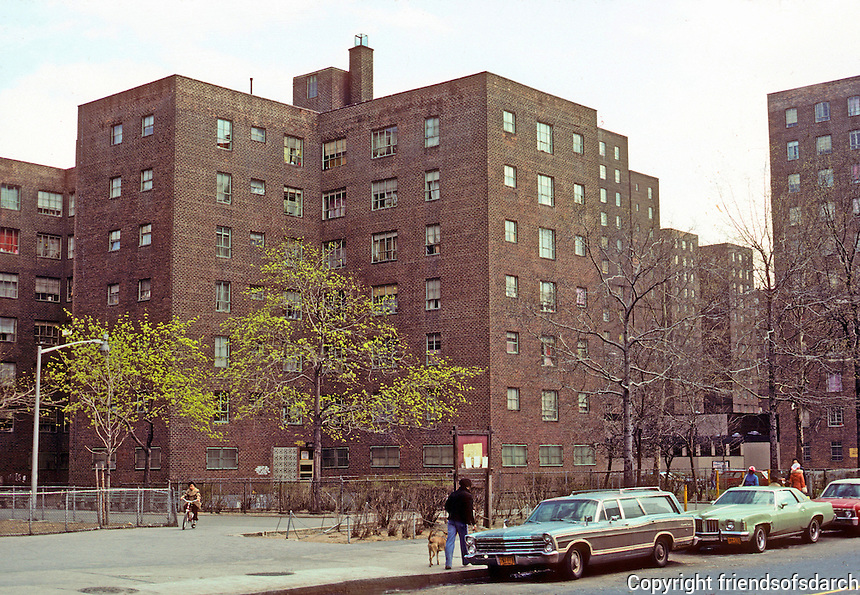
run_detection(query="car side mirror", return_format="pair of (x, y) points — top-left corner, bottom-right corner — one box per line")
(610, 515), (620, 522)
(779, 502), (787, 509)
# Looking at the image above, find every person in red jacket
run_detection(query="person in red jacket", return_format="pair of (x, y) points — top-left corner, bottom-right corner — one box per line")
(788, 460), (807, 494)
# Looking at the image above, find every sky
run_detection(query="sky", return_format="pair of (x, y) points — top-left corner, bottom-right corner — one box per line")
(0, 0), (858, 245)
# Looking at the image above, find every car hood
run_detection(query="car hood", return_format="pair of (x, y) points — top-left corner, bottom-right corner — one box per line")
(695, 504), (772, 519)
(816, 497), (860, 509)
(471, 521), (600, 539)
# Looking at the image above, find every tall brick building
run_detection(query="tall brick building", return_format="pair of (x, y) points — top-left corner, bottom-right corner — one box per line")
(1, 39), (688, 486)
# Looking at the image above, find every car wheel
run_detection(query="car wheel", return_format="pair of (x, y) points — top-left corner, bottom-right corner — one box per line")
(560, 547), (587, 580)
(651, 537), (670, 567)
(804, 518), (821, 543)
(749, 525), (767, 553)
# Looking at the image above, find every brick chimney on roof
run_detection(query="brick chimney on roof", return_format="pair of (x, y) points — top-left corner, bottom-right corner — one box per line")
(348, 34), (373, 104)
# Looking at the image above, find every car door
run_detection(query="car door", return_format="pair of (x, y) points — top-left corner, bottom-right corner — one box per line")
(772, 489), (803, 535)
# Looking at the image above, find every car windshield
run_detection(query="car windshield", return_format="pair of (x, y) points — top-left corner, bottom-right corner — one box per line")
(526, 499), (598, 523)
(714, 490), (774, 506)
(822, 483), (860, 499)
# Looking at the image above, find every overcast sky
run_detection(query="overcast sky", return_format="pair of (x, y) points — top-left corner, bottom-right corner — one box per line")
(1, 0), (858, 245)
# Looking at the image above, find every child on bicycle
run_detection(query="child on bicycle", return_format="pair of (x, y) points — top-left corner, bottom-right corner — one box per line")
(182, 481), (202, 527)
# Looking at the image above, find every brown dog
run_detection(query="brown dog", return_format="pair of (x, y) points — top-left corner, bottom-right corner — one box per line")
(428, 529), (447, 566)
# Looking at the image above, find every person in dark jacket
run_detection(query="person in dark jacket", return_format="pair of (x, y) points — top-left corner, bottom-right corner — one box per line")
(742, 466), (759, 486)
(444, 478), (475, 569)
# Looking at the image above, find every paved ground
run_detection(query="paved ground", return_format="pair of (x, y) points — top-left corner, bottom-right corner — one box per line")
(0, 513), (485, 594)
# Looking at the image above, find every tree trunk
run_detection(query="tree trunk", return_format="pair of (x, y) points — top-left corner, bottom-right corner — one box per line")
(794, 404), (804, 464)
(311, 368), (322, 513)
(766, 291), (779, 472)
(143, 420), (154, 487)
(623, 385), (634, 487)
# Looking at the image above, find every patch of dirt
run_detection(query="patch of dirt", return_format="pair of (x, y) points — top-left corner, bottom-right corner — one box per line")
(0, 519), (99, 536)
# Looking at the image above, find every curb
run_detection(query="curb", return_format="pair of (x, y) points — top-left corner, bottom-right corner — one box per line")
(268, 567), (486, 595)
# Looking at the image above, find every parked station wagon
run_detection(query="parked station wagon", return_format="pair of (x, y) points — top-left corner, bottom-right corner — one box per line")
(464, 487), (696, 580)
(815, 478), (860, 533)
(694, 486), (834, 553)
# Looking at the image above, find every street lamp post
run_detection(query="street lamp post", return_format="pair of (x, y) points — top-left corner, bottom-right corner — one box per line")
(30, 338), (107, 511)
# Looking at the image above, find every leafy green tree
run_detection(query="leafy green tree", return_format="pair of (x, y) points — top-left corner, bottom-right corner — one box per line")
(46, 314), (218, 487)
(222, 240), (482, 511)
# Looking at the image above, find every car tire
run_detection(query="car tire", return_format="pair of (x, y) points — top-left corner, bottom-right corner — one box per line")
(804, 518), (821, 543)
(749, 525), (767, 553)
(560, 547), (587, 580)
(651, 537), (670, 567)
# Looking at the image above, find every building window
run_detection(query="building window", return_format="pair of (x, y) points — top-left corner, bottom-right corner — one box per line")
(788, 174), (800, 193)
(138, 278), (151, 302)
(827, 372), (843, 392)
(828, 407), (844, 427)
(213, 391), (229, 424)
(215, 281), (231, 312)
(537, 174), (554, 206)
(250, 126), (266, 143)
(35, 276), (60, 303)
(802, 442), (811, 463)
(284, 186), (303, 217)
(614, 146), (621, 160)
(539, 445), (562, 467)
(540, 335), (556, 367)
(601, 212), (608, 227)
(501, 445), (527, 467)
(135, 447), (161, 470)
(573, 445), (596, 466)
(140, 169), (153, 192)
(614, 169), (621, 184)
(785, 107), (797, 127)
(371, 125), (398, 158)
(323, 188), (345, 219)
(216, 119), (232, 149)
(250, 179), (265, 195)
(139, 223), (152, 246)
(819, 168), (834, 188)
(424, 116), (439, 147)
(216, 172), (232, 204)
(573, 132), (583, 154)
(574, 235), (586, 257)
(599, 141), (606, 156)
(599, 164), (607, 179)
(578, 392), (589, 413)
(111, 123), (122, 145)
(283, 291), (302, 320)
(142, 114), (154, 137)
(615, 192), (622, 207)
(505, 220), (517, 243)
(0, 184), (20, 210)
(0, 410), (12, 432)
(371, 231), (397, 263)
(67, 276), (73, 302)
(850, 130), (860, 151)
(648, 206), (654, 220)
(214, 336), (229, 368)
(108, 229), (120, 252)
(816, 135), (832, 155)
(423, 445), (453, 467)
(107, 283), (119, 306)
(849, 96), (860, 117)
(215, 226), (231, 258)
(323, 138), (346, 169)
(109, 176), (122, 199)
(504, 165), (516, 188)
(425, 224), (440, 255)
(37, 191), (62, 216)
(538, 227), (555, 259)
(306, 74), (317, 98)
(372, 284), (397, 314)
(0, 273), (18, 299)
(34, 321), (61, 346)
(576, 286), (587, 308)
(787, 141), (799, 161)
(506, 331), (519, 354)
(503, 110), (515, 133)
(91, 449), (117, 470)
(372, 178), (397, 210)
(505, 275), (518, 298)
(0, 317), (15, 342)
(574, 183), (585, 204)
(831, 441), (844, 462)
(425, 278), (441, 310)
(325, 239), (345, 269)
(541, 390), (558, 421)
(815, 101), (830, 123)
(426, 332), (441, 365)
(540, 281), (556, 312)
(506, 387), (520, 411)
(206, 447), (238, 469)
(323, 447), (350, 469)
(370, 446), (400, 468)
(250, 232), (265, 248)
(600, 188), (607, 203)
(536, 121), (553, 153)
(36, 233), (60, 259)
(284, 135), (303, 166)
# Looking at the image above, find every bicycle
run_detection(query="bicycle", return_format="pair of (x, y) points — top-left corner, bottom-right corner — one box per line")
(180, 497), (198, 530)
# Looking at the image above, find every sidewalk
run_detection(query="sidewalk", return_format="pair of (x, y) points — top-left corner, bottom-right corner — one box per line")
(0, 513), (486, 594)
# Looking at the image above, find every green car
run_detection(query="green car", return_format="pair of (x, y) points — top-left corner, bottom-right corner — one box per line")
(694, 486), (834, 553)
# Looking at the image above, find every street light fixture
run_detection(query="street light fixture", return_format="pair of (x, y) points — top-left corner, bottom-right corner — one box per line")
(30, 337), (108, 510)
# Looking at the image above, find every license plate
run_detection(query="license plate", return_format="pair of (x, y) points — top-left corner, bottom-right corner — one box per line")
(498, 556), (516, 566)
(727, 537), (742, 545)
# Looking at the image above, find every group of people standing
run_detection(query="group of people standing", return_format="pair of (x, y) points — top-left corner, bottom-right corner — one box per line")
(742, 459), (808, 494)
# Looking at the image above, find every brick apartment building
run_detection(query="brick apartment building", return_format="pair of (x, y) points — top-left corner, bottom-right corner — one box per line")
(3, 38), (758, 487)
(768, 75), (860, 469)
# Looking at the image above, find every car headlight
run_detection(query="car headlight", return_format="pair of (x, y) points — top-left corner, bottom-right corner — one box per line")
(725, 520), (735, 531)
(465, 535), (476, 555)
(542, 533), (555, 553)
